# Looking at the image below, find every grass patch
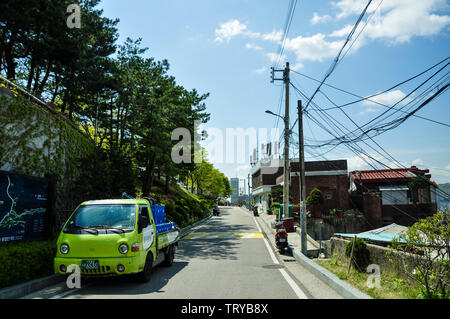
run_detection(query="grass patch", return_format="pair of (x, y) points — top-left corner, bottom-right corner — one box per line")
(315, 255), (422, 299)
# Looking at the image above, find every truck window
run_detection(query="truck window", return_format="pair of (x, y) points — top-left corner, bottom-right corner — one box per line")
(139, 205), (153, 224)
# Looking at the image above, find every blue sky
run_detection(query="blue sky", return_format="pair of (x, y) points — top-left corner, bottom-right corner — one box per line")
(99, 0), (450, 184)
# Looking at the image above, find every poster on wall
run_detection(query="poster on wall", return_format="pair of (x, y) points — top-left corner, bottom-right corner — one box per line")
(0, 171), (48, 242)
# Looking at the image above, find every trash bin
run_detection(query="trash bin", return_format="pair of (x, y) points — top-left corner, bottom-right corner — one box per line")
(279, 204), (293, 220)
(282, 217), (295, 232)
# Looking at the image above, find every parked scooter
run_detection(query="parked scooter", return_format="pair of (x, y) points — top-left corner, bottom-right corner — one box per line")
(275, 221), (288, 254)
(213, 206), (220, 216)
(252, 205), (259, 217)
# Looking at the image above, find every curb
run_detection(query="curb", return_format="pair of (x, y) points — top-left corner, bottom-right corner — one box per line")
(180, 213), (212, 238)
(255, 211), (371, 299)
(0, 274), (66, 299)
(0, 212), (213, 299)
(289, 244), (372, 299)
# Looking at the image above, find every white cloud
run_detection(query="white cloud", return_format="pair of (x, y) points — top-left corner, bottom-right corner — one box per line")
(245, 43), (263, 51)
(328, 24), (353, 37)
(214, 19), (248, 43)
(362, 90), (412, 106)
(332, 0), (450, 43)
(214, 19), (283, 44)
(284, 33), (345, 63)
(214, 1), (450, 68)
(266, 52), (287, 63)
(412, 159), (425, 166)
(311, 12), (332, 24)
(359, 107), (378, 115)
(260, 30), (283, 42)
(332, 0), (379, 19)
(253, 66), (267, 74)
(347, 154), (375, 171)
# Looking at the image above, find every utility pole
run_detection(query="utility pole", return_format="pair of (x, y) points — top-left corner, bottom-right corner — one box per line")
(248, 173), (251, 209)
(298, 100), (307, 255)
(270, 62), (291, 219)
(282, 62), (290, 219)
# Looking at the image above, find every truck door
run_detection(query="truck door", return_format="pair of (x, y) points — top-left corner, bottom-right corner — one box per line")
(139, 205), (154, 251)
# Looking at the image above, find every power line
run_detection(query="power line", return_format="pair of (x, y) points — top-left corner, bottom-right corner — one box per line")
(295, 63), (450, 146)
(290, 67), (450, 128)
(291, 80), (450, 200)
(274, 0), (298, 69)
(303, 0), (373, 113)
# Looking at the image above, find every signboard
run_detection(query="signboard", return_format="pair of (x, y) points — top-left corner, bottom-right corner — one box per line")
(0, 171), (48, 242)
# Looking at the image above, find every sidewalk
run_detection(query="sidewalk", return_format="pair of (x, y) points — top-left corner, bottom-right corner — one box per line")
(257, 210), (321, 257)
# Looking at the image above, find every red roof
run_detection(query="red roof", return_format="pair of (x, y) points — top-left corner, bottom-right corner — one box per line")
(350, 166), (430, 183)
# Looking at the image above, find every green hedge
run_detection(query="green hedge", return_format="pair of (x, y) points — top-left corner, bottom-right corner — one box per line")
(0, 240), (56, 289)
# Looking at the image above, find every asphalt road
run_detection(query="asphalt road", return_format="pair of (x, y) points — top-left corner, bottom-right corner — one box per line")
(24, 206), (342, 299)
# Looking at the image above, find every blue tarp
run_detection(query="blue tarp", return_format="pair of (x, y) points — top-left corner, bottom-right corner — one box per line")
(333, 232), (406, 243)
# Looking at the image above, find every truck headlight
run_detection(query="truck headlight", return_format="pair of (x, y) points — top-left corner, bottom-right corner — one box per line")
(60, 244), (69, 255)
(118, 243), (129, 254)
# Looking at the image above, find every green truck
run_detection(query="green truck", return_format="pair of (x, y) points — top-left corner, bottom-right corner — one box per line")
(54, 198), (180, 282)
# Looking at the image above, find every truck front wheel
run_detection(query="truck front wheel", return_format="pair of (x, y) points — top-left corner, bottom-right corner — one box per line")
(138, 253), (153, 282)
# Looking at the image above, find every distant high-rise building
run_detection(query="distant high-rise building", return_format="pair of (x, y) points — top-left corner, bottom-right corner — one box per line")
(230, 178), (239, 204)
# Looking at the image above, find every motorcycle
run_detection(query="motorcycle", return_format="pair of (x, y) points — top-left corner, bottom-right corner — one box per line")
(213, 206), (220, 216)
(252, 205), (259, 217)
(275, 221), (288, 254)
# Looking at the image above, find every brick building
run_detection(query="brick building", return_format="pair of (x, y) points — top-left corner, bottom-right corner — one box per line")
(250, 159), (349, 214)
(276, 160), (349, 212)
(349, 166), (438, 227)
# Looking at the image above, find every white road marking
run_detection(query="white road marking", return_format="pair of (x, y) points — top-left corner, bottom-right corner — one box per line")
(253, 214), (309, 299)
(49, 282), (94, 299)
(279, 269), (308, 299)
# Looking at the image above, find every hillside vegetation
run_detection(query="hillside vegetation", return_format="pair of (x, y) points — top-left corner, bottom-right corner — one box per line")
(148, 178), (214, 228)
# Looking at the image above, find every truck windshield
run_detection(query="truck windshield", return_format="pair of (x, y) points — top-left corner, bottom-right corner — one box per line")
(64, 204), (136, 232)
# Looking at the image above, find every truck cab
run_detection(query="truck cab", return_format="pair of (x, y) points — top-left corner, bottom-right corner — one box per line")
(54, 199), (179, 282)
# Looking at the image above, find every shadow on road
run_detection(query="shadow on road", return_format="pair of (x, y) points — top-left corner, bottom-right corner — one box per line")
(66, 206), (259, 298)
(177, 207), (256, 261)
(70, 261), (189, 297)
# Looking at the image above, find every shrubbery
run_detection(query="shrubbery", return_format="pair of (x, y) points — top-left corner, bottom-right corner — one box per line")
(345, 237), (371, 272)
(161, 186), (214, 228)
(0, 240), (56, 289)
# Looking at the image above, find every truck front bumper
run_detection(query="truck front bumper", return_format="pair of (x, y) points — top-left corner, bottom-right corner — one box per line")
(54, 256), (143, 276)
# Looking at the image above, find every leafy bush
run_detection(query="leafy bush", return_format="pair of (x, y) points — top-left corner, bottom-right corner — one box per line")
(306, 188), (324, 205)
(388, 211), (449, 299)
(270, 202), (280, 211)
(345, 237), (371, 272)
(0, 240), (56, 289)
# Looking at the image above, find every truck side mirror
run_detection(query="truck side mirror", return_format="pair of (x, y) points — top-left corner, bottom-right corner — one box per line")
(138, 215), (150, 233)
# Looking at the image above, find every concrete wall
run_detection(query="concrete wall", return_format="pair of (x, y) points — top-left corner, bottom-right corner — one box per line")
(307, 215), (370, 241)
(327, 237), (421, 280)
(0, 89), (95, 214)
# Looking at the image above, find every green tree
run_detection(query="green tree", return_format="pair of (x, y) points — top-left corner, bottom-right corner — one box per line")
(389, 211), (449, 299)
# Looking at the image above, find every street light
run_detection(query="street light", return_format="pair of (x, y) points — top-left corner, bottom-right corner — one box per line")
(265, 110), (282, 119)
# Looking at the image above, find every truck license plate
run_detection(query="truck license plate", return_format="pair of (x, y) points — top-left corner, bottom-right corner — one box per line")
(81, 260), (99, 271)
